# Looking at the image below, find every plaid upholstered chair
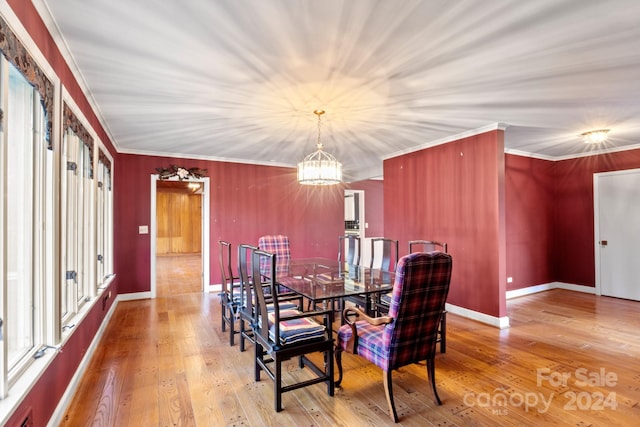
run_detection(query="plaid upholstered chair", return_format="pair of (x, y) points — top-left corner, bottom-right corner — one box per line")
(335, 251), (452, 423)
(258, 235), (291, 279)
(257, 234), (303, 306)
(251, 248), (334, 412)
(409, 240), (448, 353)
(377, 240), (449, 353)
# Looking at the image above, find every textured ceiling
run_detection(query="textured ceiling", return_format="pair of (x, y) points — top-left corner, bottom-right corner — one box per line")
(39, 0), (640, 181)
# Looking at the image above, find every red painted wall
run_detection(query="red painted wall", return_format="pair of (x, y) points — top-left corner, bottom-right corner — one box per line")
(348, 179), (384, 237)
(553, 148), (640, 286)
(505, 154), (555, 290)
(384, 130), (507, 318)
(115, 154), (344, 293)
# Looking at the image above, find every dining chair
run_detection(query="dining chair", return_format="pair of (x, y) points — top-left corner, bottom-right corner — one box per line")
(237, 243), (301, 352)
(219, 240), (241, 346)
(409, 239), (447, 254)
(251, 248), (334, 412)
(257, 234), (304, 306)
(335, 251), (452, 423)
(338, 234), (361, 272)
(345, 237), (398, 315)
(257, 235), (291, 279)
(377, 239), (449, 352)
(370, 237), (399, 272)
(410, 240), (448, 353)
(237, 243), (258, 352)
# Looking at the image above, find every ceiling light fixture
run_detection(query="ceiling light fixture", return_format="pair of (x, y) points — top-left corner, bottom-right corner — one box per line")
(582, 129), (610, 144)
(297, 109), (343, 185)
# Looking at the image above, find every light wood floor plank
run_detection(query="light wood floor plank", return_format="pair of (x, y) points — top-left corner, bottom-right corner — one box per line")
(61, 259), (640, 427)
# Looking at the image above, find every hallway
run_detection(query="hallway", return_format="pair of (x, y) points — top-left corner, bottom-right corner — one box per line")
(156, 253), (202, 296)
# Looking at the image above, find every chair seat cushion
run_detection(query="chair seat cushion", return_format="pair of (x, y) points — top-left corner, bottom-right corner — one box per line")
(337, 321), (389, 369)
(268, 309), (326, 345)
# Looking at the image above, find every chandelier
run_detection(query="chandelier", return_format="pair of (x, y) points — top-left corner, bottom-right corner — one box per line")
(581, 129), (610, 144)
(297, 109), (343, 185)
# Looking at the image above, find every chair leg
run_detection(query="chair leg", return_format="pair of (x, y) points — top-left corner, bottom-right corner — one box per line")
(335, 347), (344, 387)
(383, 370), (399, 423)
(440, 311), (447, 353)
(275, 355), (283, 412)
(327, 347), (335, 396)
(239, 318), (246, 352)
(426, 357), (442, 405)
(220, 295), (227, 332)
(229, 306), (235, 346)
(254, 342), (262, 382)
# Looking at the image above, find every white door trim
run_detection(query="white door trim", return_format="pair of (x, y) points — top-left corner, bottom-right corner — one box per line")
(593, 167), (640, 297)
(150, 175), (210, 298)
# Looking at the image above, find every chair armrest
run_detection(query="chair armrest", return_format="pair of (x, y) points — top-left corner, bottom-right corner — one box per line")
(343, 306), (393, 326)
(342, 307), (393, 353)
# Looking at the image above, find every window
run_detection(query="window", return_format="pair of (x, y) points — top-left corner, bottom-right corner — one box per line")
(97, 150), (113, 286)
(61, 107), (95, 324)
(0, 58), (50, 393)
(0, 16), (114, 405)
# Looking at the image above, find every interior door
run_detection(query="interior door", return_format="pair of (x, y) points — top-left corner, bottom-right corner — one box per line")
(596, 168), (640, 301)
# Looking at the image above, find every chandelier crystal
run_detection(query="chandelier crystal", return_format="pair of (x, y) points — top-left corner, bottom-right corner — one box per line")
(297, 109), (343, 185)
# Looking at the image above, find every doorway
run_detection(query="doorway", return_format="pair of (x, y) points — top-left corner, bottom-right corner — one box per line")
(594, 168), (640, 301)
(150, 175), (210, 298)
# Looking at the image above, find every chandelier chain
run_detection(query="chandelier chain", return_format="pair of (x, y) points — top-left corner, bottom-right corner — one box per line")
(316, 110), (323, 149)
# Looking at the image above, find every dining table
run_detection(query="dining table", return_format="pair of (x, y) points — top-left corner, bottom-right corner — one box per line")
(278, 257), (395, 323)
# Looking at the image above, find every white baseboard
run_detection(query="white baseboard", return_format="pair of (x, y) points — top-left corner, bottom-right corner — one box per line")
(117, 291), (151, 301)
(506, 282), (596, 299)
(117, 287), (223, 299)
(554, 282), (596, 294)
(445, 303), (510, 329)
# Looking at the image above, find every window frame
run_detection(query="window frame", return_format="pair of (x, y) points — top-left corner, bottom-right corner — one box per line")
(0, 55), (51, 393)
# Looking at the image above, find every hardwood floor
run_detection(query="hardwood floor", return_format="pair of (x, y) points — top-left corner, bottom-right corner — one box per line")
(156, 253), (202, 296)
(60, 289), (640, 426)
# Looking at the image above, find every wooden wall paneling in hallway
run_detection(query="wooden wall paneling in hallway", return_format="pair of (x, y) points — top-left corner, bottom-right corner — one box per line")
(156, 181), (202, 255)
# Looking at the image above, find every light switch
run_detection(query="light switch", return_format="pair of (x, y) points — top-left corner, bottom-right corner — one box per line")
(138, 225), (149, 234)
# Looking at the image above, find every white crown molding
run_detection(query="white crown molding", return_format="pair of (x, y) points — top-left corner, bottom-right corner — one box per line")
(119, 147), (294, 169)
(504, 148), (557, 161)
(506, 142), (640, 162)
(383, 123), (509, 161)
(30, 0), (120, 152)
